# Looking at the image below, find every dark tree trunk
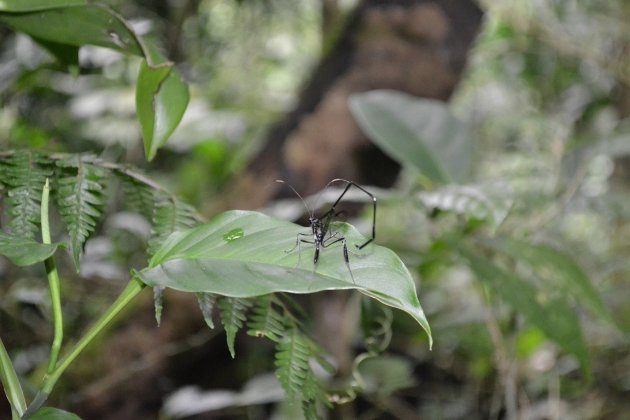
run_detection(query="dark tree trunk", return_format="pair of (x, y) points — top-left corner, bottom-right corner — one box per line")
(225, 0), (483, 208)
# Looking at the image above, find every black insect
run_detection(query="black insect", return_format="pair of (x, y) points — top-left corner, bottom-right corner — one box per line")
(276, 178), (376, 283)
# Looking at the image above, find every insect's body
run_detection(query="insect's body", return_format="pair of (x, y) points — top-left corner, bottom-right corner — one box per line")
(278, 179), (376, 283)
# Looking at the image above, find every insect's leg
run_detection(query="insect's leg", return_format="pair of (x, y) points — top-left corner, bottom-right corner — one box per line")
(322, 235), (355, 284)
(313, 240), (320, 265)
(287, 233), (314, 269)
(324, 179), (377, 250)
(286, 232), (312, 253)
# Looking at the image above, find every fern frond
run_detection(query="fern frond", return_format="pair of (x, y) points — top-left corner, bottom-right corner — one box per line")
(218, 297), (253, 358)
(301, 397), (322, 420)
(275, 328), (312, 401)
(120, 175), (156, 219)
(148, 192), (199, 254)
(54, 156), (107, 269)
(196, 292), (217, 329)
(247, 295), (286, 342)
(0, 151), (53, 238)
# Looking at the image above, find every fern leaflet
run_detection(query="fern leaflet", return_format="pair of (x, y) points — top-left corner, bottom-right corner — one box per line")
(119, 175), (156, 220)
(275, 328), (312, 401)
(196, 292), (217, 329)
(55, 156), (107, 269)
(247, 295), (285, 342)
(0, 151), (53, 238)
(218, 297), (253, 358)
(148, 192), (199, 254)
(153, 286), (165, 326)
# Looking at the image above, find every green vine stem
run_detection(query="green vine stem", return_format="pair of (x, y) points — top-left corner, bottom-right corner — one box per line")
(41, 179), (64, 374)
(23, 277), (146, 417)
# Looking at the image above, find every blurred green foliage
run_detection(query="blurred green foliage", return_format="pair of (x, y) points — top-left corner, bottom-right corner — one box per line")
(2, 0), (630, 418)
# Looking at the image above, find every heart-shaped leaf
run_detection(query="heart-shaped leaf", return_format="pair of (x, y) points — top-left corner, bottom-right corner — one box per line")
(136, 210), (432, 347)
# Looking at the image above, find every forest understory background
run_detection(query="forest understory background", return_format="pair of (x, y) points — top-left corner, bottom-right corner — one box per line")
(2, 0), (630, 419)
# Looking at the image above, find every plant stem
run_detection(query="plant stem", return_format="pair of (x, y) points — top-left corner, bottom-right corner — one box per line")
(24, 277), (146, 417)
(41, 179), (64, 374)
(42, 277), (146, 394)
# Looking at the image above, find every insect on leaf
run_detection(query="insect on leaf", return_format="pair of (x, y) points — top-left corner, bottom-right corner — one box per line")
(137, 210), (432, 347)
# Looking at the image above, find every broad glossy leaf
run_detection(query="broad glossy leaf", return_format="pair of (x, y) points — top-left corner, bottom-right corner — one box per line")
(0, 0), (85, 12)
(459, 245), (590, 377)
(418, 182), (513, 230)
(30, 407), (81, 419)
(349, 90), (473, 184)
(137, 210), (432, 347)
(0, 5), (144, 56)
(484, 237), (615, 326)
(0, 231), (62, 266)
(136, 59), (190, 161)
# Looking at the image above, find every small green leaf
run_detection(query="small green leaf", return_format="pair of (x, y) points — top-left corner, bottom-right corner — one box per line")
(136, 59), (190, 161)
(137, 210), (432, 347)
(459, 245), (591, 378)
(0, 1), (86, 12)
(349, 90), (473, 184)
(0, 231), (62, 266)
(0, 338), (27, 417)
(30, 407), (81, 419)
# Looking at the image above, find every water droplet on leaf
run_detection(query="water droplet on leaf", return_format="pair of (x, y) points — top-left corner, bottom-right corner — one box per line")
(223, 228), (244, 242)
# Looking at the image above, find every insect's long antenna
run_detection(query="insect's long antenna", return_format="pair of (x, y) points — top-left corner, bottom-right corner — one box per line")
(275, 179), (313, 217)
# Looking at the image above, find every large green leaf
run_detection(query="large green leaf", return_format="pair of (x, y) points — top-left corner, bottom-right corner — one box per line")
(0, 0), (85, 12)
(0, 5), (143, 56)
(0, 231), (62, 266)
(459, 245), (590, 378)
(483, 237), (615, 326)
(136, 210), (432, 347)
(349, 90), (473, 184)
(136, 59), (190, 161)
